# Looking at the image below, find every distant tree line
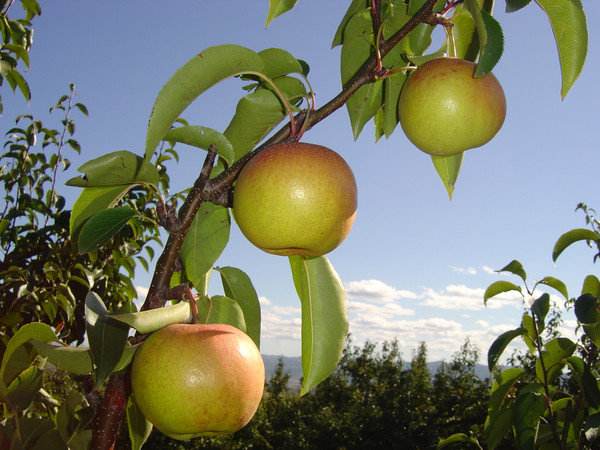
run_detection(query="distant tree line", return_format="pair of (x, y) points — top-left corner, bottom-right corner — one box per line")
(145, 339), (490, 450)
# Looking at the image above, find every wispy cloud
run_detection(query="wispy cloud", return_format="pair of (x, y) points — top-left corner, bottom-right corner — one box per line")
(345, 279), (418, 302)
(421, 284), (522, 310)
(450, 265), (478, 275)
(482, 265), (497, 275)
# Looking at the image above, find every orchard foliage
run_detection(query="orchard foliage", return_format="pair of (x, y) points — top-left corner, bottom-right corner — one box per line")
(0, 0), (591, 449)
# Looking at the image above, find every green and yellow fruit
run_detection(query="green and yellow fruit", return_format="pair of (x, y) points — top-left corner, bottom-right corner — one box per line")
(398, 57), (506, 156)
(233, 142), (357, 257)
(131, 323), (264, 440)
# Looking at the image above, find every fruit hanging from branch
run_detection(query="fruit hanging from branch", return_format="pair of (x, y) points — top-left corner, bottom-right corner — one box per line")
(130, 323), (265, 440)
(398, 57), (506, 156)
(233, 142), (358, 257)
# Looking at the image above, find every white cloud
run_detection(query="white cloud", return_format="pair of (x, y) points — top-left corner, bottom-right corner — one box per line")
(421, 284), (522, 310)
(136, 285), (149, 299)
(482, 266), (496, 275)
(450, 266), (478, 275)
(345, 279), (418, 302)
(259, 296), (272, 306)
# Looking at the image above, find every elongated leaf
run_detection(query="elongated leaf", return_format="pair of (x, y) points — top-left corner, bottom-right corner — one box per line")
(289, 256), (348, 395)
(437, 433), (479, 448)
(489, 367), (526, 412)
(514, 392), (545, 450)
(217, 267), (261, 348)
(199, 296), (247, 332)
(485, 407), (514, 450)
(465, 0), (487, 56)
(66, 150), (159, 187)
(582, 275), (600, 297)
(77, 207), (135, 253)
(506, 0), (531, 13)
(535, 0), (587, 98)
(0, 323), (56, 394)
(127, 395), (152, 450)
(265, 0), (298, 27)
(145, 45), (264, 159)
(484, 280), (522, 304)
(474, 10), (504, 76)
(164, 126), (234, 165)
(536, 276), (568, 301)
(69, 186), (132, 239)
(583, 366), (600, 408)
(531, 293), (550, 331)
(180, 203), (230, 291)
(111, 301), (193, 334)
(258, 48), (304, 79)
(575, 294), (600, 324)
(6, 69), (31, 100)
(6, 365), (42, 410)
(382, 73), (407, 138)
(452, 6), (477, 61)
(536, 337), (576, 383)
(30, 341), (92, 375)
(85, 292), (129, 386)
(488, 328), (524, 370)
(521, 313), (536, 353)
(552, 228), (599, 261)
(432, 153), (464, 199)
(498, 259), (527, 281)
(224, 79), (304, 160)
(332, 0), (367, 47)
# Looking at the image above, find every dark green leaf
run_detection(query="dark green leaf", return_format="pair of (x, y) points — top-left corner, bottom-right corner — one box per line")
(30, 341), (92, 375)
(520, 313), (536, 353)
(199, 295), (247, 332)
(289, 256), (348, 395)
(484, 280), (522, 305)
(537, 276), (568, 301)
(575, 294), (600, 324)
(514, 392), (546, 450)
(265, 0), (298, 27)
(85, 292), (129, 386)
(77, 207), (135, 253)
(506, 0), (531, 13)
(6, 365), (42, 410)
(258, 48), (304, 79)
(536, 337), (576, 383)
(164, 126), (234, 165)
(75, 102), (89, 116)
(583, 365), (600, 408)
(66, 150), (159, 187)
(498, 259), (527, 281)
(145, 45), (264, 159)
(431, 153), (464, 199)
(582, 275), (600, 297)
(552, 228), (599, 261)
(127, 395), (153, 450)
(488, 328), (524, 370)
(474, 10), (504, 77)
(484, 407), (513, 450)
(535, 0), (588, 98)
(437, 433), (480, 448)
(584, 413), (600, 443)
(217, 267), (261, 348)
(531, 293), (550, 331)
(331, 0), (368, 47)
(489, 367), (525, 412)
(70, 186), (131, 239)
(180, 203), (230, 291)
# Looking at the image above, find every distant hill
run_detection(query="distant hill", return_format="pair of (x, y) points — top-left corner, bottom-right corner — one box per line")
(262, 355), (491, 389)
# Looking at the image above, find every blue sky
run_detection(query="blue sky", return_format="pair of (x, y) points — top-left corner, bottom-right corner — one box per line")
(4, 1), (599, 361)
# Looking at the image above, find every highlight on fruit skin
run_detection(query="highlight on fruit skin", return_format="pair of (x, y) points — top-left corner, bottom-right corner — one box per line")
(131, 323), (265, 440)
(232, 142), (357, 257)
(398, 57), (507, 157)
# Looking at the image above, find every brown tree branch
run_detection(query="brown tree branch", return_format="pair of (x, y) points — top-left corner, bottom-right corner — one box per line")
(90, 372), (129, 450)
(91, 1), (439, 447)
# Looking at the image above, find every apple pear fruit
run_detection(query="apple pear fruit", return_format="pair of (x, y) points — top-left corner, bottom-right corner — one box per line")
(398, 57), (506, 156)
(131, 323), (265, 439)
(233, 142), (357, 257)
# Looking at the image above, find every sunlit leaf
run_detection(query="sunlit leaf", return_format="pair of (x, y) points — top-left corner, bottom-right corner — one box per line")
(265, 0), (298, 27)
(531, 293), (550, 332)
(164, 126), (234, 165)
(474, 10), (504, 77)
(331, 0), (368, 48)
(289, 256), (348, 395)
(537, 276), (568, 301)
(498, 259), (527, 282)
(127, 395), (153, 450)
(258, 47), (304, 78)
(581, 275), (600, 297)
(484, 280), (522, 305)
(488, 328), (524, 370)
(431, 153), (464, 199)
(198, 296), (247, 332)
(552, 228), (599, 261)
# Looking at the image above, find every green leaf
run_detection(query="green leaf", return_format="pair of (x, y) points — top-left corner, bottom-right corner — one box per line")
(258, 48), (304, 78)
(437, 433), (480, 448)
(265, 0), (298, 27)
(332, 0), (367, 47)
(145, 45), (264, 160)
(382, 73), (407, 138)
(582, 275), (600, 297)
(69, 186), (131, 239)
(30, 341), (92, 375)
(582, 365), (600, 408)
(6, 68), (31, 100)
(537, 276), (569, 301)
(489, 367), (526, 412)
(85, 292), (129, 386)
(341, 11), (382, 139)
(0, 322), (56, 394)
(431, 153), (464, 199)
(474, 10), (504, 77)
(111, 301), (194, 334)
(224, 79), (304, 160)
(289, 256), (348, 395)
(217, 267), (261, 348)
(127, 395), (152, 450)
(520, 313), (537, 353)
(575, 294), (600, 324)
(488, 328), (524, 370)
(77, 207), (135, 253)
(484, 280), (522, 304)
(66, 150), (159, 187)
(199, 295), (247, 332)
(180, 203), (230, 291)
(514, 391), (546, 450)
(506, 0), (531, 12)
(452, 5), (478, 60)
(531, 293), (550, 332)
(536, 337), (576, 383)
(484, 407), (514, 450)
(164, 126), (234, 165)
(6, 365), (42, 410)
(535, 0), (588, 98)
(498, 259), (527, 281)
(552, 228), (599, 261)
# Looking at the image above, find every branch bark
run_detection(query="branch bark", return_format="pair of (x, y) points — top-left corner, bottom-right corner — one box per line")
(91, 0), (439, 447)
